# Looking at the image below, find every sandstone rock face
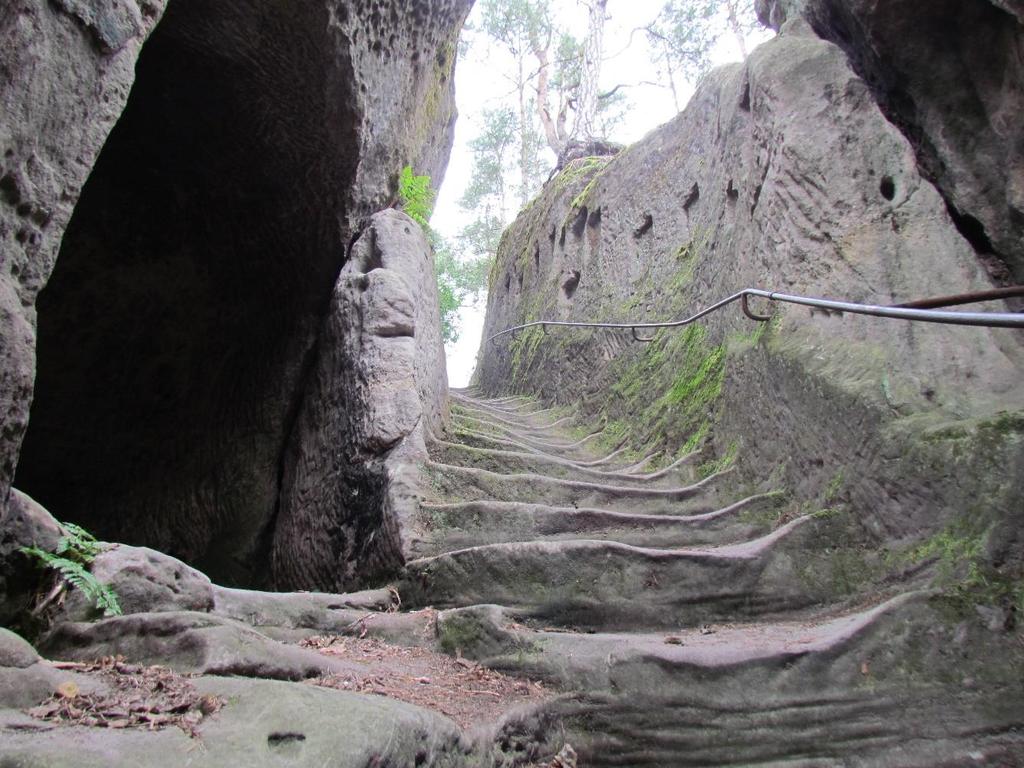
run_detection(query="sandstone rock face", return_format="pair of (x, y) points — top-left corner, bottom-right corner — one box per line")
(7, 0), (468, 586)
(757, 0), (1024, 283)
(1, 675), (475, 768)
(39, 610), (349, 680)
(58, 544), (214, 622)
(271, 209), (448, 591)
(475, 21), (1024, 564)
(0, 489), (63, 625)
(0, 0), (166, 530)
(0, 628), (39, 669)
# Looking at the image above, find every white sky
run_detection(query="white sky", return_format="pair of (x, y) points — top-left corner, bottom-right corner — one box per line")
(434, 1), (773, 387)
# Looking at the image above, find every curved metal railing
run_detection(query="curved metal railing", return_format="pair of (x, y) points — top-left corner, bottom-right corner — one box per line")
(486, 286), (1024, 343)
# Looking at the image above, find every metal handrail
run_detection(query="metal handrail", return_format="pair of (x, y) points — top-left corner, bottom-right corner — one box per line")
(486, 286), (1024, 343)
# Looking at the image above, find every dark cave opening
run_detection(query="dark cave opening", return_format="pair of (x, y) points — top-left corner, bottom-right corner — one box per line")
(14, 0), (359, 587)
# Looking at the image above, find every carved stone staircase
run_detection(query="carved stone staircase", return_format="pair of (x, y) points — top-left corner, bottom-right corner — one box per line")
(395, 387), (1024, 767)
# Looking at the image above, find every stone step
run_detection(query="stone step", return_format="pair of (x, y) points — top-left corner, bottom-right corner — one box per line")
(422, 461), (732, 514)
(411, 495), (780, 557)
(430, 594), (1024, 765)
(400, 517), (815, 631)
(427, 439), (699, 487)
(436, 592), (914, 685)
(443, 422), (619, 463)
(450, 391), (565, 421)
(450, 390), (541, 411)
(450, 402), (571, 435)
(449, 410), (606, 453)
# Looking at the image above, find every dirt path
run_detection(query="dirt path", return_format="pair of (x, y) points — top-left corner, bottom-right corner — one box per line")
(301, 634), (550, 730)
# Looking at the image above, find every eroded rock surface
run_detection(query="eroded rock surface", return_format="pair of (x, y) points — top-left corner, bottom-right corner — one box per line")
(39, 610), (353, 680)
(58, 544), (214, 622)
(1, 675), (478, 768)
(0, 489), (64, 624)
(271, 209), (448, 591)
(757, 0), (1024, 282)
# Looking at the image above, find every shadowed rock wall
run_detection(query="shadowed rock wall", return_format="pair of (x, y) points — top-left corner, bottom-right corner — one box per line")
(6, 0), (468, 588)
(0, 0), (167, 547)
(475, 20), (1024, 572)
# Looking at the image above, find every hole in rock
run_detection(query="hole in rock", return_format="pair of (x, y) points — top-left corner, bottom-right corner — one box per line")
(562, 269), (581, 299)
(268, 732), (307, 752)
(533, 243), (540, 271)
(879, 176), (895, 200)
(570, 207), (588, 238)
(683, 183), (700, 212)
(633, 213), (653, 238)
(0, 173), (21, 205)
(14, 0), (360, 588)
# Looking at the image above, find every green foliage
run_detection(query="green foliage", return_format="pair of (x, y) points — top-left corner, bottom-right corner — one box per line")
(21, 523), (121, 617)
(696, 440), (738, 478)
(569, 157), (606, 210)
(435, 238), (491, 344)
(479, 0), (549, 55)
(682, 421), (711, 454)
(557, 156), (610, 192)
(646, 0), (720, 80)
(664, 334), (725, 406)
(726, 314), (775, 353)
(596, 320), (726, 461)
(55, 522), (102, 559)
(824, 470), (844, 503)
(395, 166), (490, 344)
(646, 0), (760, 85)
(460, 108), (518, 215)
(457, 216), (505, 261)
(471, 1), (556, 206)
(899, 520), (986, 584)
(397, 165), (435, 231)
(508, 325), (547, 380)
(889, 517), (1024, 617)
(437, 613), (490, 655)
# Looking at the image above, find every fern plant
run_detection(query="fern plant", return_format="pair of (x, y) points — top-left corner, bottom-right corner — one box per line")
(397, 165), (435, 231)
(21, 522), (122, 617)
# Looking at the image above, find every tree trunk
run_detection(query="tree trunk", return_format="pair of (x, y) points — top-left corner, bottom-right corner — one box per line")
(662, 41), (681, 112)
(574, 0), (608, 140)
(725, 0), (748, 58)
(516, 57), (531, 207)
(532, 41), (567, 156)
